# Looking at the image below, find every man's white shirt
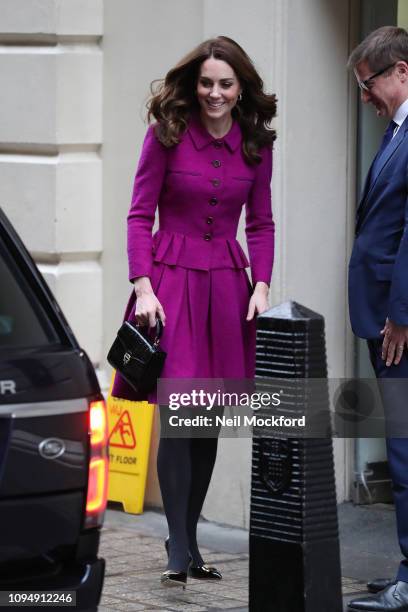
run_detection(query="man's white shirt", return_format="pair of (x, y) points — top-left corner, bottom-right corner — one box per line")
(392, 97), (408, 137)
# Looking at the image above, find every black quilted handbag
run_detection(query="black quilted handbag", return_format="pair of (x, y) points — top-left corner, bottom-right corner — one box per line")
(107, 319), (166, 393)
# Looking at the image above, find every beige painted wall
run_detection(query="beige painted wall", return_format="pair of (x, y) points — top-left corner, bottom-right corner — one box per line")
(0, 0), (104, 368)
(398, 0), (408, 27)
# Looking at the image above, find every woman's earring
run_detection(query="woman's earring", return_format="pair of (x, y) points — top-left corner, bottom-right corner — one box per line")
(238, 92), (243, 102)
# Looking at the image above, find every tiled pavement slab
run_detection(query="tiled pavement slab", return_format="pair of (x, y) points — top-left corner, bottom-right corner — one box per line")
(99, 521), (368, 611)
(100, 532), (249, 610)
(100, 503), (404, 611)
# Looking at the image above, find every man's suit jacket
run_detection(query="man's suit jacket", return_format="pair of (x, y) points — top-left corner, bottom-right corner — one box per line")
(349, 114), (408, 339)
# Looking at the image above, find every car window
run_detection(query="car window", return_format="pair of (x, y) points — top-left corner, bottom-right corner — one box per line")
(0, 239), (60, 349)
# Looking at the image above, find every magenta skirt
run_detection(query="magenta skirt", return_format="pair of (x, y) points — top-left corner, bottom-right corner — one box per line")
(111, 262), (256, 404)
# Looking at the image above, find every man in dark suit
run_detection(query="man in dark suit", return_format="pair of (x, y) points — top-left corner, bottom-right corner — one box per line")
(347, 26), (408, 612)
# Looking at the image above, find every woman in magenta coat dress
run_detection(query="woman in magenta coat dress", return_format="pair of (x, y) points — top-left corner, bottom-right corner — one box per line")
(112, 36), (276, 588)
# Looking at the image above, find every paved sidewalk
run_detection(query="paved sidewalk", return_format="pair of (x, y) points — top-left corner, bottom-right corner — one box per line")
(99, 507), (250, 611)
(99, 503), (400, 611)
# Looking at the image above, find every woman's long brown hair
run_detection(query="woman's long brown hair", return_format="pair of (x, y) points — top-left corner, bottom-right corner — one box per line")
(147, 36), (277, 164)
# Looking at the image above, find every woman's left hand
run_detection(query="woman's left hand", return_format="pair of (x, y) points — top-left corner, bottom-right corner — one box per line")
(246, 281), (269, 321)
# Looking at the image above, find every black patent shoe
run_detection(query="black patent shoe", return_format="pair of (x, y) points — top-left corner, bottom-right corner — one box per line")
(165, 536), (222, 580)
(348, 581), (408, 610)
(189, 564), (222, 580)
(160, 570), (187, 589)
(367, 579), (394, 594)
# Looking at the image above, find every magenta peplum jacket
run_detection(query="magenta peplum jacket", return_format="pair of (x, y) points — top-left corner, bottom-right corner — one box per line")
(111, 113), (275, 403)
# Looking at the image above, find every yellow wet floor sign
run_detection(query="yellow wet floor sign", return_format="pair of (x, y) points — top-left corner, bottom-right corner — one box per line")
(107, 375), (154, 514)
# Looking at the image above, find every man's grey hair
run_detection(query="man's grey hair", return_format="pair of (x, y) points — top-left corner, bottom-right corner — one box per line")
(347, 25), (408, 72)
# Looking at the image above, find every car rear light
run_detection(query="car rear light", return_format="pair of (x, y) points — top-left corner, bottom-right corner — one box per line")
(89, 399), (107, 445)
(85, 398), (108, 529)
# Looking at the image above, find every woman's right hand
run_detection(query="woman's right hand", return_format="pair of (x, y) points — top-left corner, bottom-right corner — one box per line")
(133, 276), (166, 328)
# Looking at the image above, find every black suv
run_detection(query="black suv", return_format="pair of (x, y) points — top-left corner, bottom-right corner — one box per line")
(0, 208), (107, 610)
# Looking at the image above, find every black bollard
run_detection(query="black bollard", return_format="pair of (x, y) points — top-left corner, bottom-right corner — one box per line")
(249, 301), (342, 612)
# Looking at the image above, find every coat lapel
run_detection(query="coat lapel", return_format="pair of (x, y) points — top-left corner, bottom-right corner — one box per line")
(370, 121), (405, 185)
(356, 158), (376, 218)
(356, 116), (408, 231)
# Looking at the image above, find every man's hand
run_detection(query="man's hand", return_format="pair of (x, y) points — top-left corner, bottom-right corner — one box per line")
(380, 317), (408, 366)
